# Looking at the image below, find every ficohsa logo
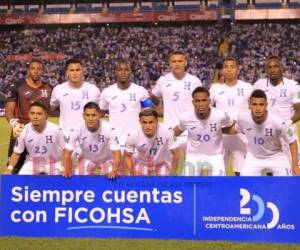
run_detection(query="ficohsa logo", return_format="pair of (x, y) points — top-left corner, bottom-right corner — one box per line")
(202, 188), (295, 231)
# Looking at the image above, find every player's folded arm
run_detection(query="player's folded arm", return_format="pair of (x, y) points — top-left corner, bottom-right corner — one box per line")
(173, 126), (184, 136)
(148, 92), (160, 106)
(222, 121), (237, 135)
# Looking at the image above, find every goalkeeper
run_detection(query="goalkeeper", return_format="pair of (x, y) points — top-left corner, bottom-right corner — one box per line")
(5, 59), (52, 174)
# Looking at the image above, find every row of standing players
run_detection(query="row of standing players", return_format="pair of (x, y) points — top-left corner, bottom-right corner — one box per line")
(3, 51), (300, 176)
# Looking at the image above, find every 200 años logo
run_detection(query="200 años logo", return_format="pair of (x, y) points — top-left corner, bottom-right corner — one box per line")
(240, 188), (279, 229)
(202, 188), (295, 231)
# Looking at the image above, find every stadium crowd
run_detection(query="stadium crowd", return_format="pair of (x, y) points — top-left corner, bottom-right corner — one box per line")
(0, 22), (299, 109)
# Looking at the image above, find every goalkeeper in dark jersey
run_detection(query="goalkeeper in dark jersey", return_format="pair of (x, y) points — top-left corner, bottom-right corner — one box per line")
(5, 59), (52, 174)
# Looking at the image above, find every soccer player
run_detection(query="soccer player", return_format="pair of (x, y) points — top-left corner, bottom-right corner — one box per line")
(124, 109), (182, 176)
(173, 87), (234, 176)
(4, 102), (65, 175)
(99, 60), (151, 147)
(50, 58), (101, 134)
(210, 57), (253, 175)
(63, 102), (121, 178)
(5, 59), (52, 174)
(253, 56), (300, 128)
(151, 51), (202, 148)
(226, 89), (300, 176)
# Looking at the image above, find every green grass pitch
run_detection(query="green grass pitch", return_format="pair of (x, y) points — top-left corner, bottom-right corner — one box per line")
(0, 117), (300, 249)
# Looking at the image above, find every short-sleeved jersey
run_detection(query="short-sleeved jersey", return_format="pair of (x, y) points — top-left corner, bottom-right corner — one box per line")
(177, 108), (233, 155)
(6, 80), (52, 124)
(50, 81), (100, 132)
(14, 121), (65, 162)
(65, 121), (120, 162)
(152, 72), (202, 128)
(125, 123), (179, 165)
(253, 77), (300, 121)
(210, 80), (253, 120)
(99, 83), (149, 145)
(236, 111), (296, 159)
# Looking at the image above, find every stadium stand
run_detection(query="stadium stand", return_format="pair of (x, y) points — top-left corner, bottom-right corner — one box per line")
(0, 22), (299, 109)
(0, 1), (299, 109)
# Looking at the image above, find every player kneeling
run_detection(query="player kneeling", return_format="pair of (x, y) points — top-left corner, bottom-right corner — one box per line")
(62, 102), (121, 179)
(124, 109), (183, 176)
(4, 102), (65, 175)
(225, 89), (300, 176)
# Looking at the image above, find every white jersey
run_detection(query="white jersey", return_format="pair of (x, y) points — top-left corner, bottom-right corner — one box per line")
(65, 121), (120, 162)
(14, 121), (65, 162)
(50, 81), (101, 132)
(99, 83), (149, 144)
(236, 111), (296, 159)
(125, 123), (179, 165)
(177, 108), (233, 155)
(210, 80), (253, 120)
(152, 72), (202, 128)
(253, 77), (300, 120)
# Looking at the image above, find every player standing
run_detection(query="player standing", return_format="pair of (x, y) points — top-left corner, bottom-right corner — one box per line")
(210, 57), (253, 175)
(63, 102), (121, 178)
(226, 89), (300, 176)
(174, 87), (234, 176)
(4, 102), (65, 175)
(253, 56), (300, 130)
(124, 109), (182, 176)
(50, 58), (101, 134)
(151, 51), (202, 148)
(99, 60), (151, 147)
(5, 59), (52, 174)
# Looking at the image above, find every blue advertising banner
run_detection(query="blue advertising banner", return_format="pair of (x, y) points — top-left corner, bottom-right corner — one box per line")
(0, 176), (299, 243)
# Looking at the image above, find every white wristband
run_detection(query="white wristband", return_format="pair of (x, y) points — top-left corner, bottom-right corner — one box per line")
(7, 165), (14, 170)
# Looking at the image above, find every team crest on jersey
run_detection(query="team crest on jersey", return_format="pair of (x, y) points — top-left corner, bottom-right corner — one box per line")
(98, 134), (105, 143)
(279, 89), (287, 98)
(45, 135), (53, 144)
(184, 82), (191, 90)
(156, 137), (164, 146)
(237, 88), (244, 96)
(210, 123), (217, 132)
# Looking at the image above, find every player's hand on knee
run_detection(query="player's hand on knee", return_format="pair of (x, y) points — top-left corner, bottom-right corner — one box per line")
(12, 123), (24, 138)
(3, 169), (13, 175)
(60, 166), (72, 178)
(3, 166), (13, 175)
(107, 169), (118, 180)
(292, 165), (300, 176)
